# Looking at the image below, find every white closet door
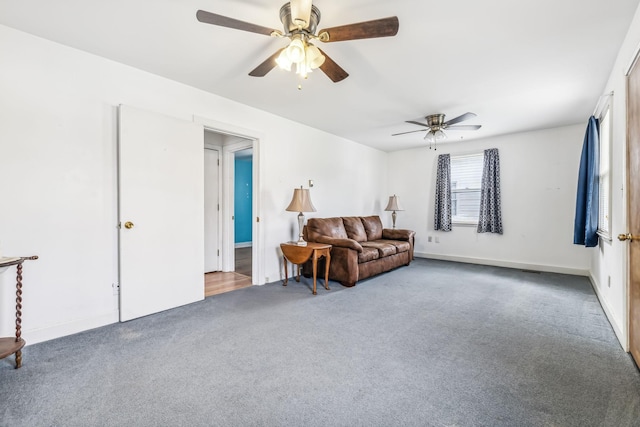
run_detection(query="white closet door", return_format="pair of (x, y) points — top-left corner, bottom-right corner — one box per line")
(118, 105), (204, 322)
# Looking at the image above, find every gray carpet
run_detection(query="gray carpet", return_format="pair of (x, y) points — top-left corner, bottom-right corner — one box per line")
(1, 259), (639, 427)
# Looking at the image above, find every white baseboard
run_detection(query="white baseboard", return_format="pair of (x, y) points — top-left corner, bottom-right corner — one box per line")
(588, 273), (628, 351)
(23, 311), (119, 345)
(235, 242), (252, 248)
(414, 252), (589, 276)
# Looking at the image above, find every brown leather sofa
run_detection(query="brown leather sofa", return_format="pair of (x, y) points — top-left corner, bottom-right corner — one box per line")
(302, 215), (415, 287)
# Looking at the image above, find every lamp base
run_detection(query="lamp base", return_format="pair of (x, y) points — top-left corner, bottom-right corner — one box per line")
(296, 212), (308, 246)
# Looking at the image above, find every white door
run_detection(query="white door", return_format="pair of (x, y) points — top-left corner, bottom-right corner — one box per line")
(204, 148), (220, 272)
(118, 105), (204, 322)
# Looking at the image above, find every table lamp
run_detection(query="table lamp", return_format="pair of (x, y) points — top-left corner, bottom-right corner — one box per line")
(286, 186), (316, 246)
(384, 194), (404, 229)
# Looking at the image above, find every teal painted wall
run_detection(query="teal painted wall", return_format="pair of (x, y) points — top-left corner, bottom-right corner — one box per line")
(234, 157), (252, 243)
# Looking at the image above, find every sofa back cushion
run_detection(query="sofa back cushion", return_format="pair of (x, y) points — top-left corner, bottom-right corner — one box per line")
(306, 217), (348, 241)
(361, 216), (384, 241)
(342, 217), (368, 242)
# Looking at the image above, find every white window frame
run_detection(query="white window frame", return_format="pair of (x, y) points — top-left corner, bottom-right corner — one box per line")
(597, 102), (612, 240)
(450, 152), (484, 225)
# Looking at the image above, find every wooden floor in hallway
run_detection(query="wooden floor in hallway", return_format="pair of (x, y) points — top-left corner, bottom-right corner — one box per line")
(204, 247), (252, 297)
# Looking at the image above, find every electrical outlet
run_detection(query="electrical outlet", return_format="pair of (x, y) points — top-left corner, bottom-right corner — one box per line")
(265, 276), (269, 283)
(435, 237), (440, 243)
(428, 236), (433, 242)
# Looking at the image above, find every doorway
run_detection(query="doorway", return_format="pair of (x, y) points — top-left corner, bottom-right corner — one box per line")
(233, 148), (253, 278)
(202, 129), (258, 296)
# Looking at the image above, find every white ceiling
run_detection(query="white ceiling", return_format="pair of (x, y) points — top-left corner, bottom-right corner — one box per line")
(1, 0), (638, 152)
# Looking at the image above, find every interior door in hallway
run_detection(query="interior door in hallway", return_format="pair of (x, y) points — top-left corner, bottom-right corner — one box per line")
(204, 148), (220, 273)
(118, 105), (205, 322)
(626, 58), (640, 367)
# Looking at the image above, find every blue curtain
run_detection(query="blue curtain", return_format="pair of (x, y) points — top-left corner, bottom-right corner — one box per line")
(573, 116), (599, 247)
(477, 148), (503, 234)
(434, 154), (452, 231)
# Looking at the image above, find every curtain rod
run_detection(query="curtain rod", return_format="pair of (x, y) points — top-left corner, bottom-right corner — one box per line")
(592, 91), (614, 116)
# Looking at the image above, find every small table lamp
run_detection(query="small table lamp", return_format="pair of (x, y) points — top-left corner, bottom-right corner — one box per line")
(384, 194), (404, 229)
(286, 186), (316, 246)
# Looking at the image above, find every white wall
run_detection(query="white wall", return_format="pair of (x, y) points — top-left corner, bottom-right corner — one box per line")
(589, 4), (640, 350)
(0, 25), (388, 344)
(388, 125), (590, 274)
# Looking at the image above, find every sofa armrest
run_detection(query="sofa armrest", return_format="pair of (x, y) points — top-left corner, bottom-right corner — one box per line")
(313, 236), (363, 253)
(382, 228), (415, 241)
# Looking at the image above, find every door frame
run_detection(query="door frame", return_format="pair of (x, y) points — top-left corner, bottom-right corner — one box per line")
(193, 115), (264, 286)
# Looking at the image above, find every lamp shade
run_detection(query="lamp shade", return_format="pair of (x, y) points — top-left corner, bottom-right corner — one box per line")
(286, 37), (305, 63)
(384, 195), (404, 211)
(286, 187), (316, 213)
(276, 49), (293, 71)
(305, 44), (325, 69)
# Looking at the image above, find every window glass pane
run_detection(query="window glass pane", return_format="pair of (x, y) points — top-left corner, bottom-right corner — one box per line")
(451, 153), (483, 223)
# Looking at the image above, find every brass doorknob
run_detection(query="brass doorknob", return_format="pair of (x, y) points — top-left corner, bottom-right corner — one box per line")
(618, 233), (637, 242)
(124, 221), (134, 229)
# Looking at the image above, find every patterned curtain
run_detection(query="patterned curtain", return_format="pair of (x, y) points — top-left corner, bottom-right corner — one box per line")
(434, 154), (452, 231)
(477, 148), (503, 234)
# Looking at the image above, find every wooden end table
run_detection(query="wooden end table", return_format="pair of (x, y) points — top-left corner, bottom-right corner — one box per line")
(280, 242), (331, 295)
(0, 255), (38, 369)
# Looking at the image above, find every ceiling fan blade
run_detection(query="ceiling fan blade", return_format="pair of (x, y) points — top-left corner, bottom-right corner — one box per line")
(392, 129), (427, 136)
(317, 49), (349, 82)
(318, 16), (399, 42)
(196, 10), (278, 36)
(443, 112), (477, 126)
(446, 124), (482, 131)
(248, 48), (285, 77)
(406, 120), (430, 128)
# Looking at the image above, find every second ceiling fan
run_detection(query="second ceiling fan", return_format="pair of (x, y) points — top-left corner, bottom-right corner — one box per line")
(393, 112), (482, 149)
(196, 0), (399, 83)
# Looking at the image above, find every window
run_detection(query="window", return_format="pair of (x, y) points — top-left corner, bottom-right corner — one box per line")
(598, 104), (612, 238)
(450, 153), (483, 224)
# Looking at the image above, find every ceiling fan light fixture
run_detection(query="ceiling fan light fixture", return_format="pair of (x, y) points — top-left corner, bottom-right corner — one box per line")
(286, 36), (306, 63)
(305, 44), (325, 69)
(276, 49), (293, 71)
(424, 129), (447, 143)
(424, 132), (435, 143)
(296, 61), (311, 78)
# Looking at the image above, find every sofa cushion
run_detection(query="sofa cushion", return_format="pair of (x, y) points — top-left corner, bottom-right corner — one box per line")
(358, 246), (380, 263)
(361, 241), (397, 257)
(361, 216), (384, 241)
(378, 239), (410, 253)
(342, 217), (368, 242)
(306, 217), (348, 241)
